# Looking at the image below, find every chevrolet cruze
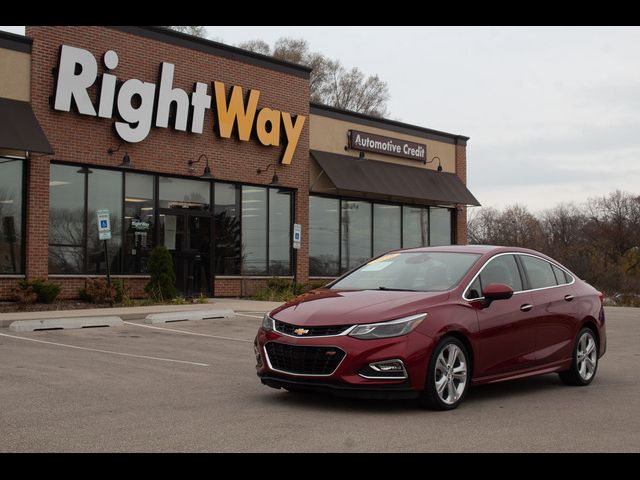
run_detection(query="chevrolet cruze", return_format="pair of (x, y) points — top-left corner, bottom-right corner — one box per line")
(254, 245), (606, 410)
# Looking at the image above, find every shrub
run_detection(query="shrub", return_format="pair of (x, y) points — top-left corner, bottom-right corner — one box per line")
(250, 278), (329, 302)
(12, 284), (38, 307)
(145, 245), (177, 301)
(15, 278), (61, 304)
(79, 278), (115, 304)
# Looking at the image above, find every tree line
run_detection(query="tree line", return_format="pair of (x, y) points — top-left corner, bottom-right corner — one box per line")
(468, 190), (640, 300)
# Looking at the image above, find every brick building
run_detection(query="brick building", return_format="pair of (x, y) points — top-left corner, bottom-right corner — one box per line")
(0, 26), (479, 300)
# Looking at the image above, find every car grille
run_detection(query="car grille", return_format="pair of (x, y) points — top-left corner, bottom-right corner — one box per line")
(265, 343), (346, 375)
(274, 320), (350, 337)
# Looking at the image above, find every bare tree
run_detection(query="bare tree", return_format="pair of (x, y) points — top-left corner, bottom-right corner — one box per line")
(240, 37), (390, 117)
(165, 26), (208, 39)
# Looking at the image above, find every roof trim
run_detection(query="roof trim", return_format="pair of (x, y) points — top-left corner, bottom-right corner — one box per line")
(0, 30), (32, 53)
(310, 103), (469, 146)
(106, 26), (312, 79)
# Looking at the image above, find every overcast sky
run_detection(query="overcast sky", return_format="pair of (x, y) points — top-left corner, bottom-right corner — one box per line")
(3, 25), (639, 213)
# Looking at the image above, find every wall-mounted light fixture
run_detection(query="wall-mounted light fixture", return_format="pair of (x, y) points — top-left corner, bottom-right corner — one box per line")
(256, 163), (280, 187)
(108, 142), (132, 168)
(188, 153), (212, 179)
(425, 155), (443, 172)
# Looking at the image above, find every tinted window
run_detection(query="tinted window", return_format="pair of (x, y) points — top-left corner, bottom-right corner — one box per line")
(0, 158), (23, 273)
(373, 204), (401, 256)
(214, 183), (241, 275)
(268, 189), (291, 275)
(551, 264), (569, 285)
(429, 207), (452, 246)
(521, 255), (557, 289)
(309, 196), (339, 276)
(479, 254), (523, 292)
(341, 200), (372, 271)
(242, 186), (267, 274)
(331, 252), (481, 292)
(402, 206), (428, 248)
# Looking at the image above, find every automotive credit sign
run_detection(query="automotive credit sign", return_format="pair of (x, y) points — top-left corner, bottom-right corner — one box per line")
(52, 45), (306, 164)
(348, 129), (426, 162)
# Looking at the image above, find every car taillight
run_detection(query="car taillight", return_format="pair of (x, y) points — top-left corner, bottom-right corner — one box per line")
(597, 291), (605, 322)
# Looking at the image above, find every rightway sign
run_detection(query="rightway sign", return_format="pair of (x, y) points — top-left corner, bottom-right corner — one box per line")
(97, 209), (112, 241)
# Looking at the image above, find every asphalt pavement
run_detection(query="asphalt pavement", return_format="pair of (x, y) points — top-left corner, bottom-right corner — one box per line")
(0, 307), (638, 452)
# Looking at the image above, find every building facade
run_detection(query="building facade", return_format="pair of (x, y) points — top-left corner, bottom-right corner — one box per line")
(0, 26), (479, 300)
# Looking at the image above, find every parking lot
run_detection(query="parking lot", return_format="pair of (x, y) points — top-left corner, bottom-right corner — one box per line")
(1, 307), (639, 452)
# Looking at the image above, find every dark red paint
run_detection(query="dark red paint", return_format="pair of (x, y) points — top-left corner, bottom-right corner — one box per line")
(255, 245), (606, 398)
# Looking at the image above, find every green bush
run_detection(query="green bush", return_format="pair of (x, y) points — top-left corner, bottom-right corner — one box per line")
(145, 245), (177, 301)
(250, 278), (329, 302)
(16, 278), (61, 304)
(79, 278), (115, 304)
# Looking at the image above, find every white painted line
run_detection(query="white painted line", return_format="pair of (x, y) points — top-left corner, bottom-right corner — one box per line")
(0, 332), (210, 367)
(234, 313), (265, 319)
(123, 321), (252, 343)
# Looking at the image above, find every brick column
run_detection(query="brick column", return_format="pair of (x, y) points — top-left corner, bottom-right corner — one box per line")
(25, 154), (50, 278)
(455, 138), (468, 245)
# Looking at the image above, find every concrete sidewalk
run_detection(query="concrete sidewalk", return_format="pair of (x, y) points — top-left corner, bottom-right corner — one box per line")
(0, 298), (284, 327)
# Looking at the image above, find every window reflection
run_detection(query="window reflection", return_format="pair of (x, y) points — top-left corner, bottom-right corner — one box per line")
(430, 207), (453, 246)
(309, 196), (339, 276)
(341, 200), (372, 271)
(214, 183), (241, 275)
(269, 189), (291, 275)
(0, 158), (23, 273)
(124, 173), (154, 274)
(402, 206), (428, 248)
(241, 186), (267, 274)
(373, 204), (401, 256)
(159, 177), (210, 210)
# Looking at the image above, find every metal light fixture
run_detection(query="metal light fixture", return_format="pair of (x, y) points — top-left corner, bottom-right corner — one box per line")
(188, 153), (213, 179)
(256, 163), (280, 186)
(108, 142), (132, 168)
(425, 155), (443, 172)
(356, 150), (367, 162)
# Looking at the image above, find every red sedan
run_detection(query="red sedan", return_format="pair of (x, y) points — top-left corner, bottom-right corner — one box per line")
(254, 245), (606, 410)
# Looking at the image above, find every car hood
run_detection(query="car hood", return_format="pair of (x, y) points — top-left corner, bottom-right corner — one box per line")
(270, 288), (450, 326)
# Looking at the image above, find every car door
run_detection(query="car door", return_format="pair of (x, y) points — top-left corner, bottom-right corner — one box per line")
(466, 254), (538, 378)
(518, 255), (577, 366)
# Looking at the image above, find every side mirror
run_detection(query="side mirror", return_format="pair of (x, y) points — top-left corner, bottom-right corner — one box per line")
(480, 283), (514, 307)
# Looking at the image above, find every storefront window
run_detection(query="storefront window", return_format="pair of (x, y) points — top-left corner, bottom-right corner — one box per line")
(430, 207), (453, 246)
(214, 183), (241, 275)
(269, 189), (291, 275)
(49, 164), (86, 273)
(159, 177), (210, 210)
(402, 206), (428, 248)
(0, 158), (23, 273)
(341, 200), (372, 271)
(309, 196), (339, 276)
(124, 173), (154, 274)
(242, 186), (267, 274)
(373, 204), (401, 256)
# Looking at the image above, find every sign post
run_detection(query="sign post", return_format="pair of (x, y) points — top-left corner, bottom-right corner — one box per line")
(96, 209), (113, 305)
(292, 223), (301, 288)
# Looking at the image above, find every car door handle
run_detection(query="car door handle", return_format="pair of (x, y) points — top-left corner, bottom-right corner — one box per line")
(520, 304), (533, 312)
(564, 295), (574, 302)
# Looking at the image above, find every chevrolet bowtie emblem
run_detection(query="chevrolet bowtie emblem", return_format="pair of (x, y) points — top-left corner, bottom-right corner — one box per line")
(294, 328), (310, 336)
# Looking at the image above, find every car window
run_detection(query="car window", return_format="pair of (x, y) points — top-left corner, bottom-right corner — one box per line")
(521, 255), (558, 289)
(551, 264), (569, 285)
(467, 277), (482, 299)
(478, 254), (523, 292)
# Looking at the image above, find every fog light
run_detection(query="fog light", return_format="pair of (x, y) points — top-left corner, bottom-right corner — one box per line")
(359, 359), (408, 379)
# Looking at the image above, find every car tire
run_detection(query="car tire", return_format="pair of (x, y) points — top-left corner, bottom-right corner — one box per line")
(559, 327), (599, 386)
(419, 336), (470, 410)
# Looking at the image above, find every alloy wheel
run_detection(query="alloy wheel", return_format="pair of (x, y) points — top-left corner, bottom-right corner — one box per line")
(577, 331), (597, 381)
(434, 343), (468, 405)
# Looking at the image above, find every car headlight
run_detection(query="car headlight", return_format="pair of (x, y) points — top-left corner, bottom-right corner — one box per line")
(349, 313), (426, 340)
(262, 314), (273, 331)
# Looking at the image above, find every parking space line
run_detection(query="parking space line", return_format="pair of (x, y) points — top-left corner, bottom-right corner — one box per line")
(123, 321), (253, 343)
(234, 313), (265, 319)
(0, 332), (210, 367)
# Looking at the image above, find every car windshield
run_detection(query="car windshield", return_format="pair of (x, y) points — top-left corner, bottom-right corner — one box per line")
(330, 251), (481, 292)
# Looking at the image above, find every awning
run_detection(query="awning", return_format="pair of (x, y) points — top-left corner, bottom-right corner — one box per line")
(310, 150), (480, 206)
(0, 97), (54, 154)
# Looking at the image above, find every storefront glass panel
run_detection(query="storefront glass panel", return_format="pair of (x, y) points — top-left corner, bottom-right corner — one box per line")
(341, 200), (372, 271)
(269, 189), (291, 275)
(430, 207), (453, 246)
(309, 196), (339, 276)
(124, 172), (154, 274)
(214, 182), (241, 275)
(373, 204), (401, 256)
(241, 186), (267, 274)
(402, 206), (429, 248)
(159, 177), (210, 210)
(0, 158), (23, 273)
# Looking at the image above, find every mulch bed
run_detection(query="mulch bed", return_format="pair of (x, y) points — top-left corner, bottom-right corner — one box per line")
(0, 301), (114, 314)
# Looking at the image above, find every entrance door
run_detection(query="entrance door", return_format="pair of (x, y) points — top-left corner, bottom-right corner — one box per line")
(159, 214), (212, 297)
